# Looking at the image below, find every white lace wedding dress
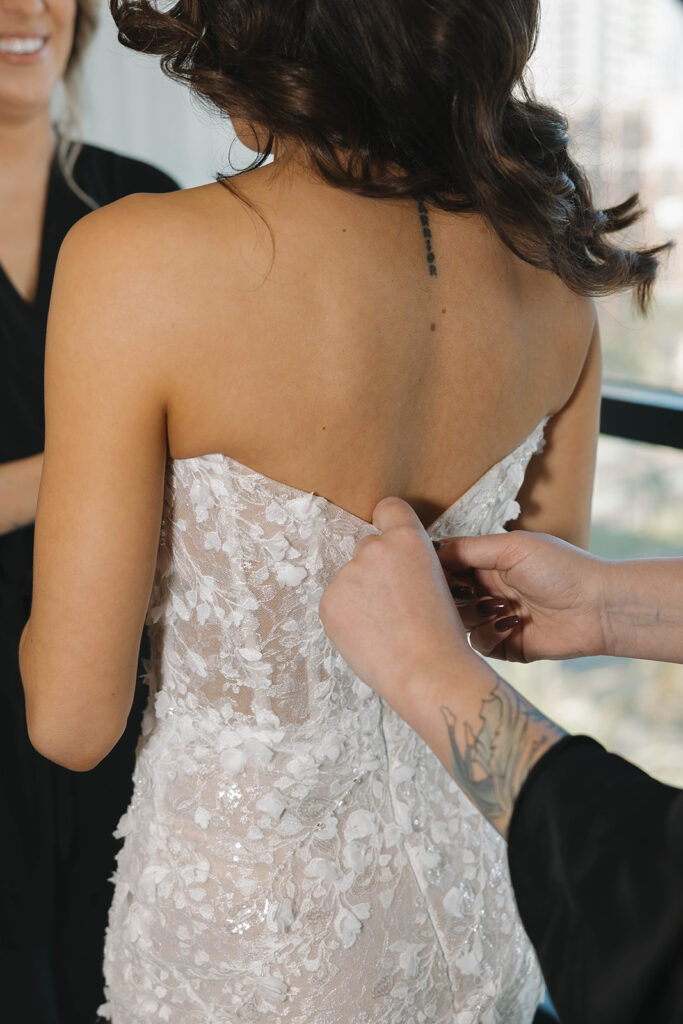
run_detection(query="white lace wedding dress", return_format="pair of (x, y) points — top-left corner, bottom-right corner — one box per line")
(100, 421), (547, 1024)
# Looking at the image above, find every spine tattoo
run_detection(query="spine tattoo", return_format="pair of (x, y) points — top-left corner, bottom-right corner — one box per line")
(441, 679), (566, 836)
(417, 200), (438, 277)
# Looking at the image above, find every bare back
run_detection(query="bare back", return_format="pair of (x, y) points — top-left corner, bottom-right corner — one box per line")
(153, 159), (597, 534)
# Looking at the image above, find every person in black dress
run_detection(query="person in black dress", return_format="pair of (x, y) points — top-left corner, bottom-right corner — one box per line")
(0, 0), (177, 1019)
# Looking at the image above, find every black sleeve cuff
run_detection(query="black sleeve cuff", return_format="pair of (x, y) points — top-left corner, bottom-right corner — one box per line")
(507, 735), (683, 1024)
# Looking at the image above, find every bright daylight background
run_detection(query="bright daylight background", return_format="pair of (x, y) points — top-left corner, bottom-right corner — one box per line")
(67, 0), (683, 785)
(520, 0), (683, 787)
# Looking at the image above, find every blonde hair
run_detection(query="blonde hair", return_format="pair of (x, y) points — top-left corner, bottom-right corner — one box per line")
(57, 0), (101, 209)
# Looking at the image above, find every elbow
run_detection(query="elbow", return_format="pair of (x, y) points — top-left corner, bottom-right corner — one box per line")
(21, 627), (124, 771)
(26, 712), (119, 772)
(28, 725), (112, 772)
(27, 724), (103, 771)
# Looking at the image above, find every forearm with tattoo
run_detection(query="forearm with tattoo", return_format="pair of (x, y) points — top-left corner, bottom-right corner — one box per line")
(441, 678), (566, 837)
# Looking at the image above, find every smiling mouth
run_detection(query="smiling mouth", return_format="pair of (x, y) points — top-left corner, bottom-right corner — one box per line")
(0, 36), (48, 55)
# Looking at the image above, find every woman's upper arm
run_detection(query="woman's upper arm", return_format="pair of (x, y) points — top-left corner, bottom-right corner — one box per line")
(21, 201), (169, 771)
(515, 313), (602, 549)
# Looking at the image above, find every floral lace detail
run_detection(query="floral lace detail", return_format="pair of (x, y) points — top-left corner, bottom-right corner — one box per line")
(100, 422), (547, 1024)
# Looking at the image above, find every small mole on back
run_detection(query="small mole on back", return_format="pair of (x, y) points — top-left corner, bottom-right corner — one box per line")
(441, 308), (447, 314)
(430, 323), (436, 332)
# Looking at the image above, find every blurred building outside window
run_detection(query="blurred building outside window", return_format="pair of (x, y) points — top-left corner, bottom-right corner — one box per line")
(533, 0), (683, 393)
(509, 0), (683, 788)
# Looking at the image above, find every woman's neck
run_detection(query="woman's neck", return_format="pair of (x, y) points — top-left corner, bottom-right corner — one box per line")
(230, 118), (314, 177)
(0, 107), (55, 181)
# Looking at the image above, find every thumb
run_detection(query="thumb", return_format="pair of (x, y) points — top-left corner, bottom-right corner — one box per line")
(372, 496), (425, 534)
(438, 532), (528, 574)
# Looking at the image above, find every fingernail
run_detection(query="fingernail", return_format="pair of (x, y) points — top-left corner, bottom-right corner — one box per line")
(494, 615), (520, 633)
(476, 598), (507, 617)
(432, 540), (442, 551)
(450, 584), (475, 602)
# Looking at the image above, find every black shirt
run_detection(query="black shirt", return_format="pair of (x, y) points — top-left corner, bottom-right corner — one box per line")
(0, 141), (178, 589)
(0, 141), (177, 1022)
(508, 735), (683, 1024)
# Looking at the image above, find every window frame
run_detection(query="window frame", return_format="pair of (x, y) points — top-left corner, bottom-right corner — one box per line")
(600, 381), (683, 450)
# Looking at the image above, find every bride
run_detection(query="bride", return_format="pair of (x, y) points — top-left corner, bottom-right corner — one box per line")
(20, 0), (665, 1021)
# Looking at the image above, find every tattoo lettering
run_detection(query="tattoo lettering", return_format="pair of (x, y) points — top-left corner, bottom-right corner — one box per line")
(417, 200), (438, 277)
(441, 680), (566, 836)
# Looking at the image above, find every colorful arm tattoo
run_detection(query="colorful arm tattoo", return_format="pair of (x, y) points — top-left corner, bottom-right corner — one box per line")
(441, 678), (566, 836)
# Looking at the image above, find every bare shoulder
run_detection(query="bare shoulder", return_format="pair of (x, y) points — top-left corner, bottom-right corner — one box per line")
(452, 212), (598, 364)
(509, 247), (599, 408)
(543, 270), (598, 342)
(59, 184), (241, 283)
(520, 254), (598, 347)
(543, 275), (599, 389)
(52, 184), (250, 355)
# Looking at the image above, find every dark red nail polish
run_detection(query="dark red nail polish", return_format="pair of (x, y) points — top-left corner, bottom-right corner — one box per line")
(494, 614), (520, 633)
(450, 584), (475, 602)
(476, 598), (507, 617)
(432, 540), (442, 551)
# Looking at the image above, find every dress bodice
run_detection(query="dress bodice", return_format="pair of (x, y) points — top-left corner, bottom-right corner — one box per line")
(102, 421), (547, 1024)
(146, 418), (546, 725)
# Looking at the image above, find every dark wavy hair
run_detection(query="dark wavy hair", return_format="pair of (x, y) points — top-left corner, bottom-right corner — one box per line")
(110, 0), (670, 312)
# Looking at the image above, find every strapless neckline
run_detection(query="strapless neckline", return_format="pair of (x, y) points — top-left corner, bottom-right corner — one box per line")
(170, 417), (549, 535)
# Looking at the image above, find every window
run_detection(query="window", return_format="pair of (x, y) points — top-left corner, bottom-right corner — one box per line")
(507, 435), (683, 788)
(506, 1), (683, 791)
(532, 0), (683, 394)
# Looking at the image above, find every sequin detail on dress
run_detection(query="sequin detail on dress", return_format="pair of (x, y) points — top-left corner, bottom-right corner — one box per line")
(100, 421), (547, 1023)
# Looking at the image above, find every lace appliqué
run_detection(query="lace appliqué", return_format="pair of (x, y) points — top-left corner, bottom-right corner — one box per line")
(100, 422), (547, 1023)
